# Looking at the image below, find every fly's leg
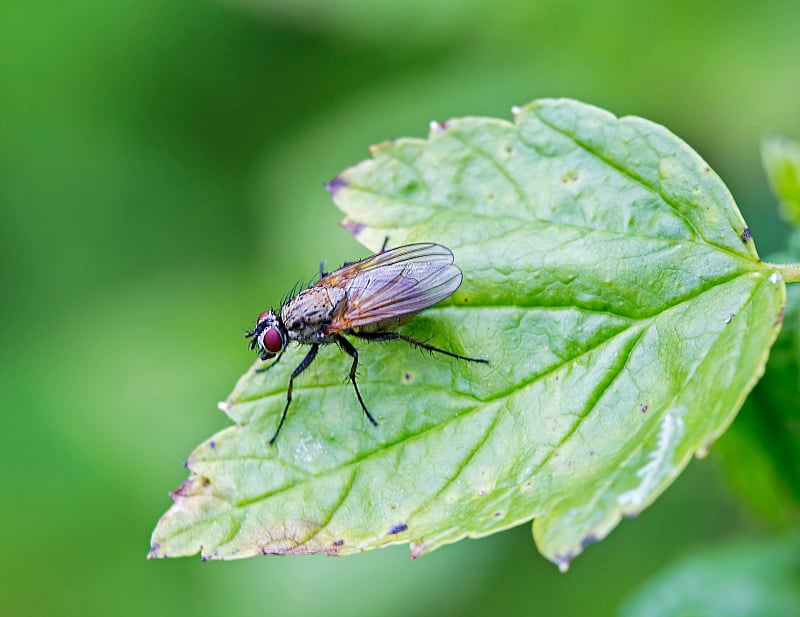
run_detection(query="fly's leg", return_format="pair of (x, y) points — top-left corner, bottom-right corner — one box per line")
(256, 350), (284, 373)
(269, 344), (319, 445)
(353, 331), (489, 364)
(334, 335), (378, 427)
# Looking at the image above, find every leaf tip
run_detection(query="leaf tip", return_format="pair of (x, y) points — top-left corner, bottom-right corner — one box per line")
(169, 477), (195, 499)
(341, 218), (365, 238)
(695, 444), (710, 459)
(146, 542), (161, 560)
(581, 534), (600, 549)
(323, 176), (348, 197)
(551, 533), (603, 572)
(217, 400), (231, 413)
(428, 119), (449, 134)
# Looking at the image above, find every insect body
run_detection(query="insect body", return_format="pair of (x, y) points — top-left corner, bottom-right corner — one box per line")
(245, 242), (488, 444)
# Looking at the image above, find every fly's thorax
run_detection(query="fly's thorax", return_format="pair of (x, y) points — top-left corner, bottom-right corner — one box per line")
(281, 286), (346, 343)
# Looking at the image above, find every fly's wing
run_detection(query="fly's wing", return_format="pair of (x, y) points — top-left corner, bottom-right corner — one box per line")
(318, 243), (463, 331)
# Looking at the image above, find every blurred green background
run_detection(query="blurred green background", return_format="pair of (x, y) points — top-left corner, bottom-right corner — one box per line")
(2, 1), (798, 615)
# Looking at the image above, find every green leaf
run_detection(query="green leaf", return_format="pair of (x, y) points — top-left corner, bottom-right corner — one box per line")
(619, 534), (800, 617)
(150, 99), (785, 568)
(762, 134), (800, 228)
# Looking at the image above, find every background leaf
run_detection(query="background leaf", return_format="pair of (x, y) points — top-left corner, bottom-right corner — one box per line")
(762, 134), (800, 227)
(618, 534), (800, 617)
(150, 99), (785, 568)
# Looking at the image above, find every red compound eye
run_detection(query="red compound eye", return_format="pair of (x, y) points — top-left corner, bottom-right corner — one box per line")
(262, 327), (283, 353)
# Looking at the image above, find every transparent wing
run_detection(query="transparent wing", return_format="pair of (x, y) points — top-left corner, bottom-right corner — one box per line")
(318, 243), (463, 330)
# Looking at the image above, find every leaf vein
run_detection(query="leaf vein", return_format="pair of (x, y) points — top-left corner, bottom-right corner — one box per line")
(527, 326), (648, 476)
(405, 400), (505, 523)
(528, 109), (746, 262)
(444, 130), (530, 210)
(377, 147), (431, 197)
(297, 467), (358, 547)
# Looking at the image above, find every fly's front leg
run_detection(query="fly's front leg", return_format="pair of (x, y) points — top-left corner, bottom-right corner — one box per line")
(334, 335), (378, 427)
(256, 350), (284, 373)
(353, 331), (488, 364)
(269, 344), (319, 445)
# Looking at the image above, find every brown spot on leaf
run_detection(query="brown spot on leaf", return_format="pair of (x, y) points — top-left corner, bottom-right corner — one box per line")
(776, 305), (786, 326)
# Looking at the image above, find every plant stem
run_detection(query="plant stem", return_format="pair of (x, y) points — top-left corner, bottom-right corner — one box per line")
(768, 262), (800, 283)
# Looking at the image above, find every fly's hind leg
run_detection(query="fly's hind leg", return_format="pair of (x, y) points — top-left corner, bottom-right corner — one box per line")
(334, 335), (378, 427)
(353, 331), (489, 364)
(269, 344), (319, 444)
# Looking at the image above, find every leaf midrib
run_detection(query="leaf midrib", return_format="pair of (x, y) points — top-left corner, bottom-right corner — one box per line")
(229, 266), (753, 408)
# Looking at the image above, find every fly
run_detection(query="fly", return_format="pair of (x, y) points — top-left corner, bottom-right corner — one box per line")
(245, 242), (488, 444)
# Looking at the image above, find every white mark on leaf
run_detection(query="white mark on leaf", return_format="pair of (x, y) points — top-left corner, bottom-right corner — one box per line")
(294, 434), (325, 464)
(617, 406), (686, 510)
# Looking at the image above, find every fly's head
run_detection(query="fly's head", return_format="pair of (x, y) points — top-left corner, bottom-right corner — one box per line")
(245, 310), (287, 360)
